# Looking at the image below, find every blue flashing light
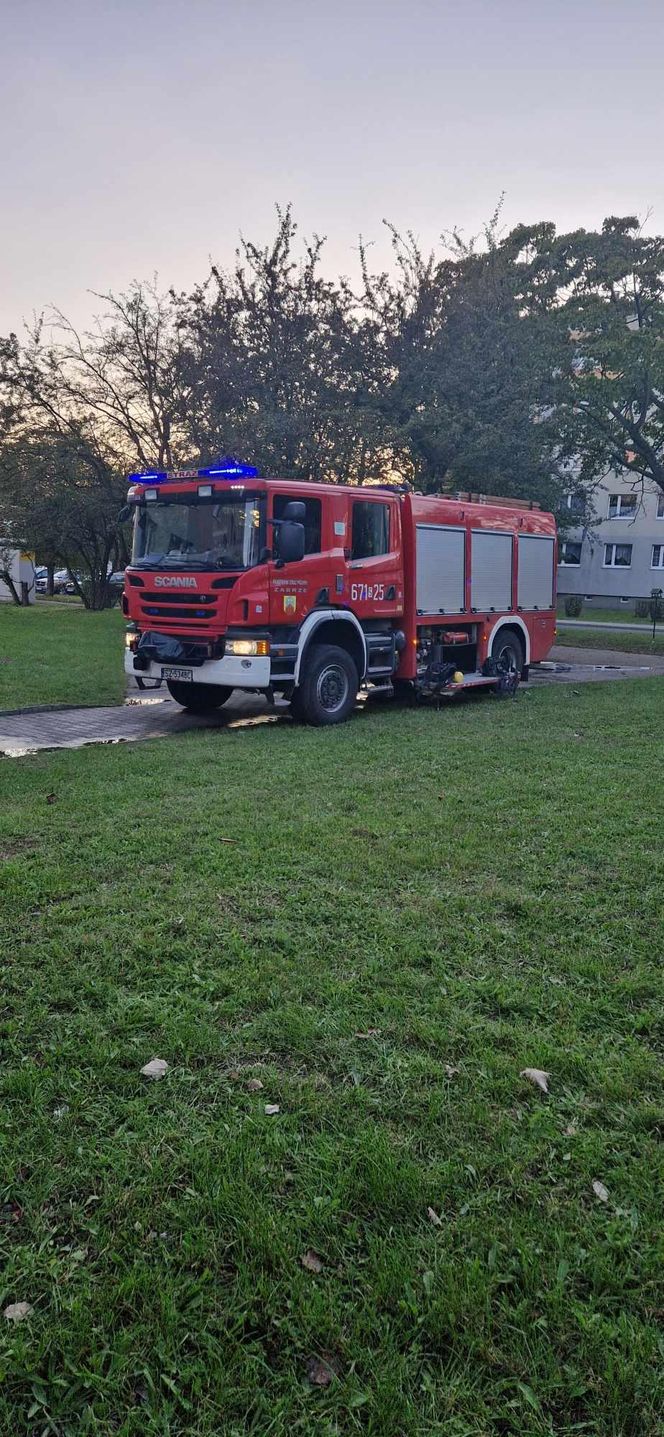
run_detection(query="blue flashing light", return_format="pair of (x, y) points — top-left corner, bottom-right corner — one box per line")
(197, 455), (259, 479)
(127, 471), (168, 484)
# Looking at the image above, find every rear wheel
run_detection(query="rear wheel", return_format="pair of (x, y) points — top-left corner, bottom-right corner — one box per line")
(166, 680), (233, 712)
(294, 644), (359, 725)
(491, 628), (525, 677)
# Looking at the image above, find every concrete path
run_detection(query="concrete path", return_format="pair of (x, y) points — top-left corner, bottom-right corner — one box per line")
(1, 647), (663, 757)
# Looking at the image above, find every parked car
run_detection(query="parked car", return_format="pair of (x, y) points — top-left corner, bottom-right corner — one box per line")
(108, 569), (126, 589)
(54, 569), (77, 594)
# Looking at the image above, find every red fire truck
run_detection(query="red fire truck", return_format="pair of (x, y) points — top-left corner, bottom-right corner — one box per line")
(121, 459), (557, 723)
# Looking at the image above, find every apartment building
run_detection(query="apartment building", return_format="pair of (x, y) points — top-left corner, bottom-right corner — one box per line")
(557, 472), (664, 610)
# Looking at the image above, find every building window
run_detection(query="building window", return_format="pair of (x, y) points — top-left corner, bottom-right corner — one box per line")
(565, 493), (585, 514)
(604, 543), (632, 568)
(559, 541), (582, 566)
(351, 501), (390, 560)
(608, 493), (637, 519)
(657, 494), (664, 519)
(273, 494), (321, 554)
(652, 545), (664, 570)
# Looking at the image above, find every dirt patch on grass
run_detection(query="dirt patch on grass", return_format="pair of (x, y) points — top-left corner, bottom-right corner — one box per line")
(0, 836), (38, 861)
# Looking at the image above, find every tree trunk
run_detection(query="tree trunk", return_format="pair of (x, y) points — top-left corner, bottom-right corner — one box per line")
(47, 565), (55, 597)
(0, 569), (22, 605)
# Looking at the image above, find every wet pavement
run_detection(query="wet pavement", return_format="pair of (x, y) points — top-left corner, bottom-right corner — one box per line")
(1, 645), (662, 758)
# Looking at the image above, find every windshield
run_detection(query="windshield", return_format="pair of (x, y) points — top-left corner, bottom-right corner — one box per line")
(132, 495), (263, 570)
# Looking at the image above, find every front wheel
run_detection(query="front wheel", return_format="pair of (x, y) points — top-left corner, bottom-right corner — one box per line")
(294, 644), (359, 725)
(166, 680), (233, 712)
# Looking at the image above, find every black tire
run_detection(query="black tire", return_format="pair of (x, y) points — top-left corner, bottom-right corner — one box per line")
(166, 680), (233, 712)
(491, 628), (525, 678)
(294, 643), (359, 726)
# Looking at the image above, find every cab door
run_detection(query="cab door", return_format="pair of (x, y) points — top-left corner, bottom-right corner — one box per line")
(346, 495), (403, 621)
(267, 491), (329, 627)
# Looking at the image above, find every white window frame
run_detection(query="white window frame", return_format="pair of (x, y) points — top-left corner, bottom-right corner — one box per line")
(559, 540), (582, 566)
(603, 542), (633, 569)
(651, 544), (664, 570)
(564, 493), (585, 515)
(657, 494), (664, 519)
(607, 493), (638, 520)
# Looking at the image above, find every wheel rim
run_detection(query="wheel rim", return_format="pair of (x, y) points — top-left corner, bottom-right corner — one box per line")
(496, 642), (518, 674)
(316, 663), (350, 714)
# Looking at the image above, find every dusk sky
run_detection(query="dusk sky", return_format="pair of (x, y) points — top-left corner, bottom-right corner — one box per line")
(2, 0), (663, 336)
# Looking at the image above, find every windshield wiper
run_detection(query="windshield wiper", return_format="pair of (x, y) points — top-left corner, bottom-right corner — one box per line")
(134, 556), (211, 571)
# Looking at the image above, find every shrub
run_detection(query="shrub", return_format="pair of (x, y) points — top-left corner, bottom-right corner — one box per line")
(635, 598), (650, 618)
(564, 595), (583, 617)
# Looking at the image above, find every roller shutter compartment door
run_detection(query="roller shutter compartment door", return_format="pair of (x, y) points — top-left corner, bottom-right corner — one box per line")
(415, 525), (465, 613)
(518, 535), (555, 610)
(471, 531), (513, 611)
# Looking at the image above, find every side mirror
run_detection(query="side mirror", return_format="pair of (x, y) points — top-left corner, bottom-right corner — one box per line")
(275, 521), (305, 567)
(117, 504), (132, 523)
(282, 500), (306, 522)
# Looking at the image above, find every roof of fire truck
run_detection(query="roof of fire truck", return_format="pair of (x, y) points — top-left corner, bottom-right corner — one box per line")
(126, 458), (551, 521)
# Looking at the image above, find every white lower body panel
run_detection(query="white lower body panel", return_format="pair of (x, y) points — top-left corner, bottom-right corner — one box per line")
(125, 651), (271, 689)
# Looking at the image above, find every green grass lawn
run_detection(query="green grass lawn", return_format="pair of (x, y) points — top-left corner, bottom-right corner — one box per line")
(0, 682), (662, 1435)
(555, 626), (664, 657)
(556, 605), (650, 626)
(0, 606), (124, 711)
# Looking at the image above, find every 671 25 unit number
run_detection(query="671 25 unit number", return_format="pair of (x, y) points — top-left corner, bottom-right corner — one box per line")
(351, 582), (385, 601)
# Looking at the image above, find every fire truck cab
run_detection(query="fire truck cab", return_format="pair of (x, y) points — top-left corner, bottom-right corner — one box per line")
(122, 461), (557, 723)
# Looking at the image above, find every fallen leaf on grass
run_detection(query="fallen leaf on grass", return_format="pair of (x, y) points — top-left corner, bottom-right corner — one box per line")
(264, 1104), (280, 1116)
(444, 1064), (460, 1079)
(246, 1078), (264, 1092)
(301, 1249), (324, 1274)
(140, 1058), (169, 1080)
(355, 1028), (381, 1039)
(427, 1207), (443, 1227)
(305, 1355), (338, 1387)
(218, 838), (236, 844)
(592, 1180), (609, 1204)
(564, 1123), (577, 1137)
(521, 1067), (550, 1093)
(45, 793), (57, 804)
(4, 1302), (33, 1323)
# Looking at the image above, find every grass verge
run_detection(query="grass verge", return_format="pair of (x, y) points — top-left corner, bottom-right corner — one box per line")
(0, 606), (124, 711)
(0, 681), (662, 1435)
(555, 626), (664, 657)
(556, 605), (650, 626)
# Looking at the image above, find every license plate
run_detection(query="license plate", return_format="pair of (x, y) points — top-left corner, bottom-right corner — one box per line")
(161, 666), (193, 682)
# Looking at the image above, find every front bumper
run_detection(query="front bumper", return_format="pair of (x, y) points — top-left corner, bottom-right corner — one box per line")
(125, 651), (271, 689)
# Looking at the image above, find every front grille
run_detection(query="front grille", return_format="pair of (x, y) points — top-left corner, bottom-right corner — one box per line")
(138, 591), (217, 624)
(141, 606), (215, 621)
(142, 591), (216, 605)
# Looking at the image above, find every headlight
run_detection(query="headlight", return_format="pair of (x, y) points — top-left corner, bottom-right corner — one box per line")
(125, 629), (138, 651)
(225, 638), (270, 657)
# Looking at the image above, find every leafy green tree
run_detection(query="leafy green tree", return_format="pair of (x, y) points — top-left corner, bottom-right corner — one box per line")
(541, 216), (664, 497)
(357, 217), (570, 509)
(175, 207), (378, 482)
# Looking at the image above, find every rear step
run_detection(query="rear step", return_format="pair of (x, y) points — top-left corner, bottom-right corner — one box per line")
(416, 668), (520, 701)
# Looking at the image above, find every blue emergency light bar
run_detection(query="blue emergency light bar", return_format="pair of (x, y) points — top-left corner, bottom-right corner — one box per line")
(197, 458), (259, 478)
(128, 457), (258, 483)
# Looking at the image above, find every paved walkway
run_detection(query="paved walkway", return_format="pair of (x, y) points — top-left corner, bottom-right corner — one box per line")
(1, 647), (663, 757)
